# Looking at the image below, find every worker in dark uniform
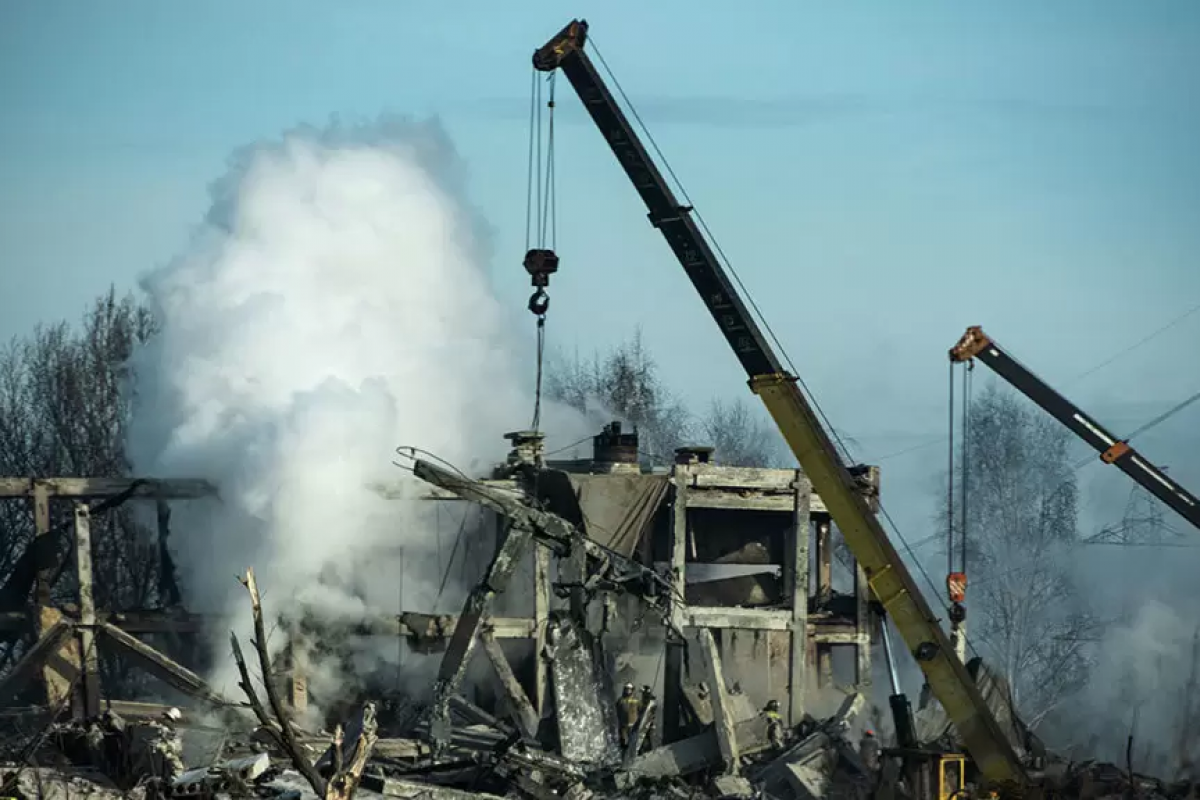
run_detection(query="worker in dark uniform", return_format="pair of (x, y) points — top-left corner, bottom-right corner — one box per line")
(638, 685), (656, 753)
(617, 683), (641, 749)
(763, 699), (784, 749)
(860, 728), (881, 772)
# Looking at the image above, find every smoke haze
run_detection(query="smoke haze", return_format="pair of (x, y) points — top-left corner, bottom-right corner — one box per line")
(125, 118), (587, 703)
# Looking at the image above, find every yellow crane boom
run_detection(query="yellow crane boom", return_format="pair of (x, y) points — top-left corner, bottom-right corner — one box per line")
(531, 19), (1027, 788)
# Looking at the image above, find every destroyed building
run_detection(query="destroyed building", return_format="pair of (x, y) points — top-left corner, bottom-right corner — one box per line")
(402, 422), (880, 743)
(0, 420), (887, 798)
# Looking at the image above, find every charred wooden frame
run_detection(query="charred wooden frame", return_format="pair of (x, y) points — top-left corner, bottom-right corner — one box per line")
(0, 477), (228, 717)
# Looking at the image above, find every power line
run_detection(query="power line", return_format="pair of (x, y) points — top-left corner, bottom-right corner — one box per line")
(1065, 299), (1200, 387)
(860, 300), (1200, 466)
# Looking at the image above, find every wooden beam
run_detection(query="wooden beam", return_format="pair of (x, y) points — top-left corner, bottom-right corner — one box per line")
(815, 631), (871, 646)
(686, 489), (827, 515)
(686, 607), (791, 631)
(0, 477), (216, 499)
(816, 517), (833, 689)
(29, 482), (78, 709)
(479, 626), (539, 740)
(0, 620), (74, 704)
(98, 622), (229, 706)
(417, 474), (843, 514)
(396, 478), (520, 502)
(1, 609), (539, 640)
(288, 629), (309, 715)
(664, 463), (690, 743)
(74, 503), (102, 718)
(32, 482), (51, 604)
(533, 544), (550, 716)
(692, 628), (739, 774)
(788, 473), (811, 726)
(854, 561), (873, 689)
(688, 465), (798, 492)
(0, 609), (207, 634)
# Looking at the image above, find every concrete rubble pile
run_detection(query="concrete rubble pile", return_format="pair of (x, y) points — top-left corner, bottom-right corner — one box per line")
(0, 689), (878, 800)
(12, 700), (1200, 800)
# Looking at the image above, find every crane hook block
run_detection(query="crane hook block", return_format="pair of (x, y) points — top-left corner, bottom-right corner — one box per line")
(524, 249), (559, 289)
(946, 571), (967, 604)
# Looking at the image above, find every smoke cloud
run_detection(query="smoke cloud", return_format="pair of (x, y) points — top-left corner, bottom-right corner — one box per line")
(125, 117), (588, 705)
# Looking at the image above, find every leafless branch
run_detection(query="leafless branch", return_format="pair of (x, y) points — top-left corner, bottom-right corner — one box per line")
(325, 705), (378, 800)
(229, 632), (285, 751)
(237, 567), (328, 796)
(234, 568), (378, 800)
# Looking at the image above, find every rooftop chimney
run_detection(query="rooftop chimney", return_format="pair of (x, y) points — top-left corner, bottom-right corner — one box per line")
(593, 421), (640, 473)
(674, 446), (714, 466)
(503, 430), (545, 469)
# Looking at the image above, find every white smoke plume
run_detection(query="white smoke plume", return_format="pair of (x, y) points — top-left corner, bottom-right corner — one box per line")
(126, 117), (589, 707)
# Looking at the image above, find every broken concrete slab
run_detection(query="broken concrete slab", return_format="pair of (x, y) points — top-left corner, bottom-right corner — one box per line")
(550, 617), (618, 765)
(692, 628), (739, 774)
(713, 774), (754, 798)
(173, 752), (270, 797)
(784, 762), (830, 800)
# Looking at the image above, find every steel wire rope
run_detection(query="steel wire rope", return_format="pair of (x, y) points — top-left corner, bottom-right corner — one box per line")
(961, 366), (972, 574)
(527, 72), (559, 433)
(947, 360), (956, 579)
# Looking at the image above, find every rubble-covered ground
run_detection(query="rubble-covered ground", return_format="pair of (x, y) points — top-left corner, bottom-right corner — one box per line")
(8, 689), (1200, 800)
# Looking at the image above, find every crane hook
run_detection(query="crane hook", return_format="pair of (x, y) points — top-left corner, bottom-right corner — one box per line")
(529, 289), (550, 316)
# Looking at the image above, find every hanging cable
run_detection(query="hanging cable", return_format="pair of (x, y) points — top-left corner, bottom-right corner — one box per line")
(523, 70), (560, 432)
(960, 363), (972, 575)
(540, 74), (558, 251)
(524, 70), (537, 253)
(946, 361), (956, 579)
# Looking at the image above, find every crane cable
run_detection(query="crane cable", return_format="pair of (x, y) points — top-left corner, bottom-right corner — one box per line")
(960, 362), (972, 575)
(525, 69), (558, 432)
(947, 361), (972, 618)
(947, 361), (955, 579)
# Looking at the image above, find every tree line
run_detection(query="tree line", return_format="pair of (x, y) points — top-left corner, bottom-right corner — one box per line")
(0, 289), (164, 697)
(544, 328), (788, 468)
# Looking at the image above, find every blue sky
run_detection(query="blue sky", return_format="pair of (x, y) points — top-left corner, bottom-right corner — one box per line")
(2, 1), (1199, 538)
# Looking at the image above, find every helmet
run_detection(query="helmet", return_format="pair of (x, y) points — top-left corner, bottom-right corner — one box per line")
(162, 707), (182, 722)
(864, 729), (875, 737)
(623, 683), (635, 694)
(766, 699), (780, 711)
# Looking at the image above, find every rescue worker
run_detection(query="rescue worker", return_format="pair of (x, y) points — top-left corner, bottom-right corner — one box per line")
(859, 728), (881, 772)
(638, 685), (656, 753)
(150, 707), (185, 781)
(763, 699), (784, 749)
(616, 683), (641, 749)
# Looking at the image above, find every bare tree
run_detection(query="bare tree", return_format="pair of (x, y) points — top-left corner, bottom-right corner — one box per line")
(233, 568), (377, 800)
(546, 328), (691, 465)
(698, 398), (787, 467)
(939, 382), (1099, 728)
(0, 288), (165, 695)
